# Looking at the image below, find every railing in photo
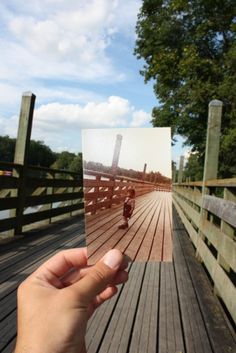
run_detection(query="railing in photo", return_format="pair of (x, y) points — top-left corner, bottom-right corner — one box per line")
(84, 169), (171, 215)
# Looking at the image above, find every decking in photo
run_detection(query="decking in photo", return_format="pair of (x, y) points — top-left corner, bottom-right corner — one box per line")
(86, 191), (172, 263)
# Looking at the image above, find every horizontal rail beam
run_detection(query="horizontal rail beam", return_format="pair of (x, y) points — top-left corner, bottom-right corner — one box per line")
(203, 195), (236, 228)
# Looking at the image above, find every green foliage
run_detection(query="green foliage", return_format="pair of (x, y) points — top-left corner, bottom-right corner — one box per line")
(184, 153), (204, 181)
(0, 135), (15, 162)
(0, 135), (56, 167)
(28, 140), (56, 167)
(69, 153), (83, 175)
(51, 151), (76, 170)
(135, 0), (236, 177)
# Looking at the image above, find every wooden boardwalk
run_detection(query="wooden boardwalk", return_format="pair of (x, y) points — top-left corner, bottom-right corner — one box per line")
(0, 208), (235, 353)
(86, 191), (172, 263)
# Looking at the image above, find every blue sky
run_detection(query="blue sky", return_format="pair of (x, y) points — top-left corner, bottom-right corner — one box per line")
(0, 0), (188, 165)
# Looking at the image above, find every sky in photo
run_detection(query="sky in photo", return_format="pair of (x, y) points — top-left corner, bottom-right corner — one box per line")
(82, 128), (171, 178)
(0, 0), (188, 164)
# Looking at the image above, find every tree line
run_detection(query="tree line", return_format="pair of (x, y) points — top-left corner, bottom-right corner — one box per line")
(0, 135), (82, 175)
(84, 160), (171, 184)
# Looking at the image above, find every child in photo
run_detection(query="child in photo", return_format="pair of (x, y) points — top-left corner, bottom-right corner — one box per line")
(118, 188), (135, 229)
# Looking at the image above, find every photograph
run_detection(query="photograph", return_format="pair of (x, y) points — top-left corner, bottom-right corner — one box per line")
(0, 1), (235, 352)
(82, 127), (172, 263)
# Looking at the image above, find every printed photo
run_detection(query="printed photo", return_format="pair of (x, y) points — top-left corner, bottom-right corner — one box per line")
(82, 128), (172, 263)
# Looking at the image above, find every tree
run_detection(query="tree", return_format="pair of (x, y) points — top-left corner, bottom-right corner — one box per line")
(135, 0), (236, 177)
(0, 136), (15, 162)
(51, 151), (76, 170)
(69, 153), (83, 176)
(184, 153), (204, 181)
(0, 136), (56, 167)
(28, 140), (56, 167)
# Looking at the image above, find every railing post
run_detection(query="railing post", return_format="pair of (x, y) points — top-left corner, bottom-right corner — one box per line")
(178, 156), (184, 184)
(45, 170), (54, 224)
(172, 165), (176, 183)
(142, 163), (147, 181)
(197, 100), (223, 262)
(111, 134), (122, 175)
(202, 100), (223, 182)
(92, 175), (100, 214)
(9, 92), (36, 236)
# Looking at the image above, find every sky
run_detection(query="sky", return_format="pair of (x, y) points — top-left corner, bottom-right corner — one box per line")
(82, 128), (171, 177)
(0, 0), (189, 165)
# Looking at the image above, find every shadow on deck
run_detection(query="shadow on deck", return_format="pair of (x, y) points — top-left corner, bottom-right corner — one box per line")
(0, 206), (235, 353)
(86, 191), (172, 263)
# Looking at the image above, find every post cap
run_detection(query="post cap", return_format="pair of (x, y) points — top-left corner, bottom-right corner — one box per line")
(23, 91), (36, 98)
(209, 99), (223, 107)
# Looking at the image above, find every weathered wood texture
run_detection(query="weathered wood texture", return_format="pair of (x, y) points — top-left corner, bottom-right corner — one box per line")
(84, 169), (171, 215)
(0, 161), (83, 237)
(0, 208), (235, 353)
(86, 191), (172, 263)
(173, 180), (236, 323)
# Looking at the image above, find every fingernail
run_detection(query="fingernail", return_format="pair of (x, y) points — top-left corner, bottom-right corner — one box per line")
(103, 249), (122, 269)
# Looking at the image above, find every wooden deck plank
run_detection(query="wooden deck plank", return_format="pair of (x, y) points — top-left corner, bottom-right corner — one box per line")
(162, 194), (173, 261)
(85, 193), (150, 231)
(0, 221), (84, 283)
(149, 195), (165, 261)
(97, 262), (145, 353)
(159, 263), (184, 353)
(173, 229), (213, 352)
(88, 195), (157, 263)
(128, 262), (159, 353)
(135, 194), (163, 261)
(86, 196), (150, 245)
(0, 227), (85, 300)
(124, 196), (161, 260)
(86, 266), (133, 353)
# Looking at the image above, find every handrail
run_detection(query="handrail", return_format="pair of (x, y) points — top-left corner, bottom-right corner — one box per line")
(84, 169), (171, 186)
(0, 161), (22, 170)
(0, 161), (81, 176)
(173, 178), (236, 187)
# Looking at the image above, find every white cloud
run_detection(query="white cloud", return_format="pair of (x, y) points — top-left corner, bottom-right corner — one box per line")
(130, 110), (151, 127)
(0, 95), (151, 151)
(0, 0), (141, 84)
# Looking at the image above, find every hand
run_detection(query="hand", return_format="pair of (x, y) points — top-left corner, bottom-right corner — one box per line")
(14, 248), (128, 353)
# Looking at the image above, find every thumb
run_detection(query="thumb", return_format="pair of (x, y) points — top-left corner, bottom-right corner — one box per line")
(71, 249), (124, 306)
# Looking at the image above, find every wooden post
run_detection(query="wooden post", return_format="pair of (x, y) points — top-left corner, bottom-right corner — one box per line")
(202, 100), (222, 182)
(142, 163), (147, 181)
(197, 100), (223, 264)
(111, 134), (122, 176)
(9, 92), (36, 236)
(154, 173), (157, 185)
(178, 156), (184, 184)
(43, 170), (54, 224)
(172, 165), (176, 183)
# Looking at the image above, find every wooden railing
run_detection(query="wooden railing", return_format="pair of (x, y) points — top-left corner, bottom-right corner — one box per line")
(173, 179), (236, 322)
(84, 169), (171, 214)
(173, 100), (236, 323)
(0, 161), (83, 237)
